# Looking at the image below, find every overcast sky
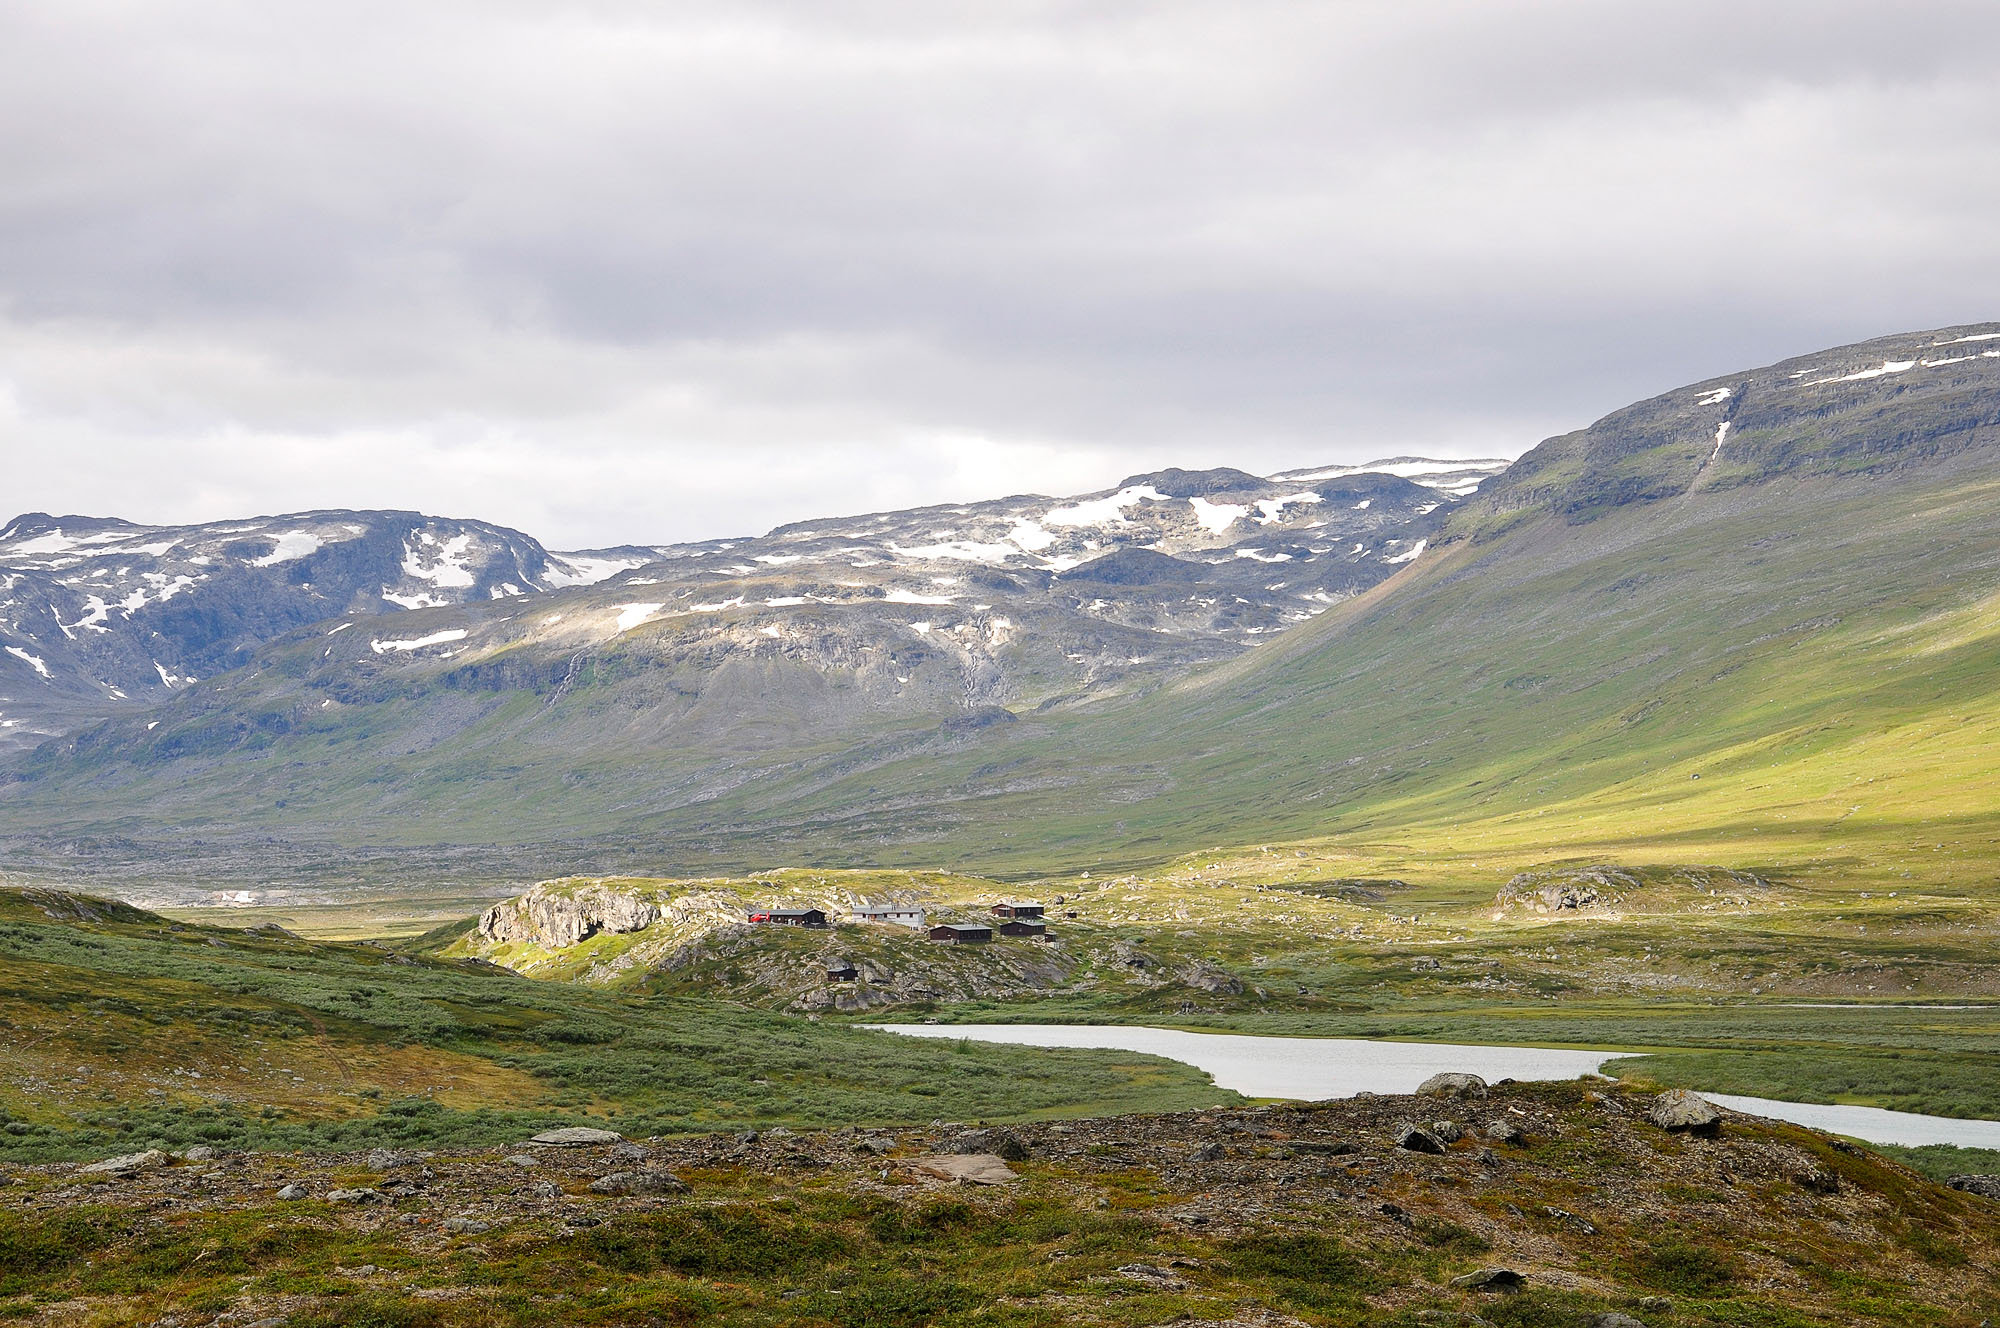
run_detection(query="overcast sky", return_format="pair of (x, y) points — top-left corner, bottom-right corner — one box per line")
(4, 1), (1998, 548)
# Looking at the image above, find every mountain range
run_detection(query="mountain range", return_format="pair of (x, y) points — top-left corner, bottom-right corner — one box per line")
(3, 323), (1997, 899)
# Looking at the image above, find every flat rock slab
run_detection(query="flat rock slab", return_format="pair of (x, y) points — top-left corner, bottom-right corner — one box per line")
(905, 1153), (1020, 1185)
(1450, 1267), (1525, 1291)
(80, 1150), (171, 1175)
(528, 1127), (626, 1147)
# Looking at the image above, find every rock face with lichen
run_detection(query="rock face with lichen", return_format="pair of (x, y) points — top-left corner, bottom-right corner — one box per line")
(479, 883), (664, 948)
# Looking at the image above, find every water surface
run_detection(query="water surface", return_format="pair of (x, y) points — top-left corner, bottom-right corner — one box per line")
(870, 1022), (2000, 1150)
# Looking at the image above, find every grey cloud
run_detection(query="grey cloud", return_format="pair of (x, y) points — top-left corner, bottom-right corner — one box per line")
(2, 1), (1998, 545)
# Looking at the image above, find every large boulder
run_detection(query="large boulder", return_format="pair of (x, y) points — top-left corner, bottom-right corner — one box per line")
(1417, 1072), (1488, 1099)
(588, 1169), (689, 1196)
(1948, 1174), (2000, 1200)
(950, 1128), (1029, 1162)
(1649, 1089), (1723, 1137)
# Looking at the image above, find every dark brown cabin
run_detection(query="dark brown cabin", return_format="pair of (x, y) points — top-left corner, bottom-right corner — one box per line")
(990, 902), (1044, 919)
(825, 960), (858, 983)
(928, 923), (993, 944)
(749, 907), (828, 928)
(997, 919), (1047, 939)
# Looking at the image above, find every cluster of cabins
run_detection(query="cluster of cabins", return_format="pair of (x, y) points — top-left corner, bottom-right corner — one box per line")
(747, 900), (1048, 945)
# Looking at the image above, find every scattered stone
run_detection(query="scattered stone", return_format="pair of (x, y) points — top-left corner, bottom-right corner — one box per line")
(906, 1153), (1020, 1185)
(951, 1128), (1029, 1162)
(1281, 1139), (1356, 1157)
(1948, 1174), (2000, 1199)
(503, 1154), (540, 1168)
(275, 1184), (307, 1200)
(1649, 1090), (1723, 1137)
(1483, 1119), (1525, 1146)
(442, 1217), (491, 1234)
(1636, 1297), (1672, 1313)
(528, 1180), (561, 1200)
(735, 1130), (760, 1145)
(177, 1145), (218, 1162)
(1393, 1122), (1447, 1154)
(81, 1149), (172, 1176)
(1544, 1206), (1597, 1235)
(365, 1148), (420, 1170)
(1379, 1202), (1414, 1227)
(588, 1169), (690, 1196)
(1191, 1141), (1226, 1162)
(377, 1177), (425, 1198)
(1591, 1314), (1648, 1328)
(1116, 1263), (1188, 1290)
(1432, 1120), (1464, 1144)
(529, 1127), (625, 1147)
(608, 1143), (649, 1163)
(1796, 1167), (1839, 1195)
(326, 1188), (383, 1204)
(1417, 1072), (1488, 1099)
(1449, 1267), (1525, 1292)
(853, 1135), (895, 1156)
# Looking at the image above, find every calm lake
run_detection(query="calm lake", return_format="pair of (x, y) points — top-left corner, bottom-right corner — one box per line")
(870, 1023), (2000, 1150)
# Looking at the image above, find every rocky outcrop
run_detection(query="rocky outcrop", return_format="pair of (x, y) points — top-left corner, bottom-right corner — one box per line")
(479, 883), (663, 948)
(1495, 865), (1641, 914)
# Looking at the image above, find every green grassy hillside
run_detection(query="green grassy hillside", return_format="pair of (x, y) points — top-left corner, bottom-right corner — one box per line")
(4, 323), (2000, 893)
(0, 887), (1234, 1164)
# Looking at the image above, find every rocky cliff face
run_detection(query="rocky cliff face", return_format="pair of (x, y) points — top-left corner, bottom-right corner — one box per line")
(478, 882), (665, 948)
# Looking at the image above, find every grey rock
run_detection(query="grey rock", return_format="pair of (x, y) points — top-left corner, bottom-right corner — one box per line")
(1483, 1119), (1525, 1146)
(478, 883), (662, 949)
(588, 1169), (689, 1196)
(81, 1149), (172, 1175)
(907, 1153), (1021, 1185)
(1449, 1267), (1525, 1291)
(1948, 1174), (2000, 1199)
(326, 1188), (382, 1204)
(951, 1128), (1029, 1162)
(528, 1180), (561, 1199)
(1591, 1314), (1648, 1328)
(177, 1145), (218, 1162)
(852, 1135), (895, 1156)
(1416, 1072), (1488, 1099)
(442, 1217), (491, 1234)
(1393, 1121), (1447, 1154)
(529, 1126), (625, 1147)
(1115, 1263), (1188, 1290)
(503, 1154), (541, 1168)
(1191, 1141), (1226, 1162)
(364, 1148), (418, 1170)
(1432, 1120), (1464, 1143)
(275, 1184), (307, 1200)
(1649, 1089), (1723, 1136)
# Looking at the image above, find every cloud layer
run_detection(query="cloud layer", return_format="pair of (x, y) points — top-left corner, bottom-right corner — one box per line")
(5, 1), (1998, 546)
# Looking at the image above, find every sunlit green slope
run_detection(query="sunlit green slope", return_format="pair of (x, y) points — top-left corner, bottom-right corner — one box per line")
(5, 323), (2000, 887)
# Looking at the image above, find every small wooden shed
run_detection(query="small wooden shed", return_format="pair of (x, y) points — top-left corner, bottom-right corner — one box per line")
(928, 923), (993, 944)
(997, 919), (1047, 939)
